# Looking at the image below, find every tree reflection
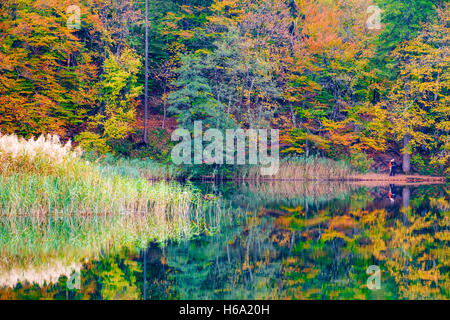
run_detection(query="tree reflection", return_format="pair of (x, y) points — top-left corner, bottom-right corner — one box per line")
(0, 183), (447, 300)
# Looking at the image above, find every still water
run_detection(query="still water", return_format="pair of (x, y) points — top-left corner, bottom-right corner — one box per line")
(0, 182), (448, 300)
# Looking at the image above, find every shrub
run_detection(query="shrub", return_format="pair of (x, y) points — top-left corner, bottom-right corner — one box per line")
(350, 152), (374, 173)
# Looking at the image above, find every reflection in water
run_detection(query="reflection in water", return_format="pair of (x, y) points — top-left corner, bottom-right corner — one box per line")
(0, 261), (82, 289)
(0, 182), (448, 300)
(403, 187), (410, 208)
(388, 184), (397, 202)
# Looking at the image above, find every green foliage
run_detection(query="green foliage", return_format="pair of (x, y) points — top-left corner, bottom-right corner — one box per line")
(76, 48), (142, 154)
(168, 52), (235, 131)
(410, 153), (444, 176)
(411, 153), (427, 174)
(375, 0), (441, 55)
(131, 129), (174, 162)
(75, 131), (110, 154)
(380, 8), (449, 173)
(350, 152), (375, 173)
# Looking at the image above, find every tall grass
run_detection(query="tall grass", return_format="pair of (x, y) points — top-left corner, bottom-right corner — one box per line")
(2, 134), (172, 215)
(243, 156), (354, 181)
(0, 133), (221, 234)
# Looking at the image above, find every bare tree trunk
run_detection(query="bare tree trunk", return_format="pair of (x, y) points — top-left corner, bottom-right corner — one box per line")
(162, 108), (166, 129)
(162, 84), (166, 129)
(289, 104), (296, 128)
(403, 134), (410, 173)
(143, 0), (149, 144)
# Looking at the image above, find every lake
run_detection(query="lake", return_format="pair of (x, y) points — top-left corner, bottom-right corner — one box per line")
(0, 181), (448, 300)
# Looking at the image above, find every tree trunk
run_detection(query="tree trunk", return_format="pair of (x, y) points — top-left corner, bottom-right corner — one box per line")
(143, 0), (149, 144)
(162, 85), (167, 129)
(402, 134), (410, 173)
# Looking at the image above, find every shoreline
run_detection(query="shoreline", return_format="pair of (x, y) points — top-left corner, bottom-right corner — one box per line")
(177, 174), (447, 185)
(345, 174), (446, 183)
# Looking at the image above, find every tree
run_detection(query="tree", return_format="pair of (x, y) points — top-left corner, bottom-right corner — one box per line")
(168, 52), (233, 131)
(76, 48), (142, 154)
(381, 6), (449, 173)
(0, 0), (102, 138)
(143, 0), (149, 144)
(374, 0), (442, 57)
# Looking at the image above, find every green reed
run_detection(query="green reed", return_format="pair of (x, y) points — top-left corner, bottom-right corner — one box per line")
(0, 134), (224, 242)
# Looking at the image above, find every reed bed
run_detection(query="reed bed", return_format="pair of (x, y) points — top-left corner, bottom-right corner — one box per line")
(0, 134), (186, 216)
(0, 133), (223, 237)
(243, 157), (354, 181)
(0, 133), (229, 287)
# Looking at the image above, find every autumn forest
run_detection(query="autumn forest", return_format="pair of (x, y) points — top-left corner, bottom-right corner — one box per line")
(0, 0), (448, 177)
(0, 0), (449, 303)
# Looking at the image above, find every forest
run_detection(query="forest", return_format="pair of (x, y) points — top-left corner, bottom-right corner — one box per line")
(0, 0), (449, 302)
(0, 0), (449, 177)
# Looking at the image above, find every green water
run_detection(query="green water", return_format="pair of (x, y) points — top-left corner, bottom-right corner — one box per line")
(0, 182), (448, 300)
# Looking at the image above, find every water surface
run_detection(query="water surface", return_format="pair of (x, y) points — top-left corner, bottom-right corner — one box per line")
(0, 182), (448, 300)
